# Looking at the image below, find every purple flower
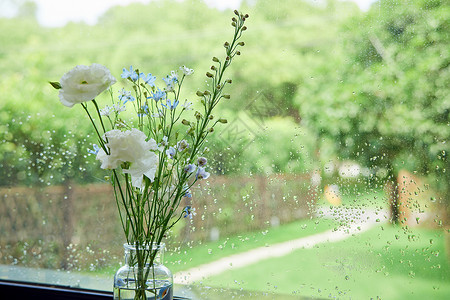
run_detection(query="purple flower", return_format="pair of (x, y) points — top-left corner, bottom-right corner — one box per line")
(177, 140), (189, 151)
(196, 167), (210, 180)
(197, 157), (207, 167)
(166, 146), (176, 159)
(184, 164), (196, 174)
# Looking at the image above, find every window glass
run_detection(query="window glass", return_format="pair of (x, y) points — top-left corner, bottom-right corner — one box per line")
(1, 0), (449, 299)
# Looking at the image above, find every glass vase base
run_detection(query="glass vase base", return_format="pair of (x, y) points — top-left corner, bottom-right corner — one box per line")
(114, 284), (173, 300)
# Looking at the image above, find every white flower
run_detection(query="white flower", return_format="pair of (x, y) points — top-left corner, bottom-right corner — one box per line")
(100, 105), (112, 116)
(96, 128), (158, 188)
(181, 100), (193, 110)
(113, 103), (126, 113)
(59, 63), (116, 107)
(180, 65), (194, 76)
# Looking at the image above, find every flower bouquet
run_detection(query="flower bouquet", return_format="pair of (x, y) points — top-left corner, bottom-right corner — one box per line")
(50, 10), (248, 300)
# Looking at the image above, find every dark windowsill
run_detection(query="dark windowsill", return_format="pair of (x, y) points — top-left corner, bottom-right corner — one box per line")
(0, 280), (189, 300)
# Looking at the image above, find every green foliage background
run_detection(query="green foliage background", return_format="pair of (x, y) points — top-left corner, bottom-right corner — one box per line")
(0, 0), (448, 208)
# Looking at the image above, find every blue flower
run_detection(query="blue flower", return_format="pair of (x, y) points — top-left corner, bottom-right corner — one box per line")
(162, 99), (179, 110)
(196, 167), (210, 180)
(184, 164), (196, 174)
(121, 66), (139, 82)
(163, 71), (178, 92)
(87, 144), (100, 155)
(183, 206), (196, 219)
(183, 206), (190, 217)
(143, 73), (156, 87)
(166, 146), (176, 159)
(118, 88), (135, 104)
(184, 189), (192, 198)
(147, 88), (166, 102)
(177, 139), (189, 151)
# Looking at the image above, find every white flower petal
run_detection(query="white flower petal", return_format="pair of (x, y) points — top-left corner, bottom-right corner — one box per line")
(59, 64), (116, 108)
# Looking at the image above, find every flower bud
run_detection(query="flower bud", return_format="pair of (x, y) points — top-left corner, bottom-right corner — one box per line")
(242, 26), (247, 31)
(226, 79), (232, 84)
(203, 90), (211, 96)
(232, 17), (237, 22)
(210, 65), (216, 71)
(206, 72), (214, 78)
(218, 118), (228, 124)
(222, 94), (231, 99)
(216, 84), (221, 90)
(208, 115), (214, 120)
(196, 91), (204, 96)
(244, 14), (249, 18)
(236, 51), (241, 55)
(224, 42), (230, 48)
(232, 22), (236, 27)
(238, 42), (245, 46)
(49, 81), (61, 89)
(208, 127), (214, 133)
(182, 119), (191, 125)
(212, 57), (219, 62)
(234, 10), (239, 16)
(195, 111), (202, 120)
(197, 157), (207, 167)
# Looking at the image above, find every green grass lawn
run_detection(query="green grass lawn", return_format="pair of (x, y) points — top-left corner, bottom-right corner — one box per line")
(166, 217), (336, 273)
(202, 224), (450, 299)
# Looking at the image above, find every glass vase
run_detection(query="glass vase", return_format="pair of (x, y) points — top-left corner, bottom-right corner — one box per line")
(114, 243), (173, 300)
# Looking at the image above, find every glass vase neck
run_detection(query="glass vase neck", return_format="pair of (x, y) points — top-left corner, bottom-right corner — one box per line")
(123, 243), (165, 266)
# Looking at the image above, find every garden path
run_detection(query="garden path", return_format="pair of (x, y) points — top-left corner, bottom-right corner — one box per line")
(174, 208), (389, 284)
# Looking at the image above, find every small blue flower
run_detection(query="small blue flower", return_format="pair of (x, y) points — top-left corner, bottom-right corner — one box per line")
(166, 146), (176, 159)
(118, 88), (135, 104)
(87, 144), (100, 155)
(184, 164), (196, 174)
(162, 99), (179, 110)
(184, 189), (192, 198)
(147, 88), (166, 102)
(196, 167), (210, 180)
(143, 73), (156, 87)
(183, 206), (190, 217)
(183, 206), (196, 219)
(163, 71), (178, 91)
(177, 139), (189, 151)
(121, 66), (139, 82)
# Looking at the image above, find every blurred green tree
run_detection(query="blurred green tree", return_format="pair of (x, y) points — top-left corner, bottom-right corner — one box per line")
(297, 0), (449, 221)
